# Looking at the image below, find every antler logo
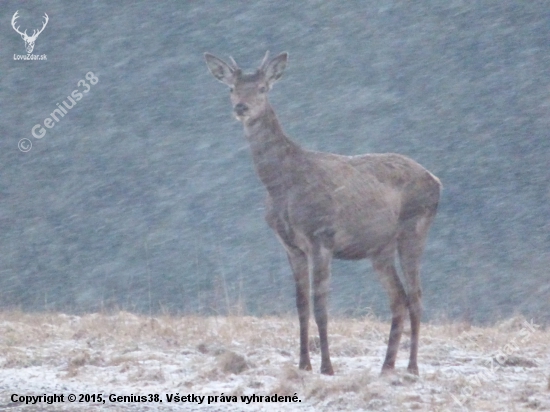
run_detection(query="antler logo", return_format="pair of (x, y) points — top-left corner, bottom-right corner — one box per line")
(11, 10), (49, 54)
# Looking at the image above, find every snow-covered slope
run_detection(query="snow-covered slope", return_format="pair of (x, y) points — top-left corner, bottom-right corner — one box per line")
(0, 312), (547, 411)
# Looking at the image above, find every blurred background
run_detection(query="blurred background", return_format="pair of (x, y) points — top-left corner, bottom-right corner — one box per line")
(1, 0), (548, 323)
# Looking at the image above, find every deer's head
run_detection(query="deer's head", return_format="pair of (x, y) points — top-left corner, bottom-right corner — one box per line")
(205, 51), (288, 122)
(12, 11), (49, 54)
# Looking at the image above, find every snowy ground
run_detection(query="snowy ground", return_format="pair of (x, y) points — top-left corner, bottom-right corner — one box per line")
(0, 312), (548, 411)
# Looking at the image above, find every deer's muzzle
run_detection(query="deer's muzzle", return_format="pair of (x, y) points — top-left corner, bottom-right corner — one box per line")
(234, 103), (249, 116)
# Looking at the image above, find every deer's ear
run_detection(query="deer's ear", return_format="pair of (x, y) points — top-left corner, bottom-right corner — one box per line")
(204, 53), (235, 87)
(264, 52), (288, 87)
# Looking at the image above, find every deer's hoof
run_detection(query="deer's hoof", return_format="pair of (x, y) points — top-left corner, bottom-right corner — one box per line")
(299, 361), (312, 371)
(380, 364), (396, 376)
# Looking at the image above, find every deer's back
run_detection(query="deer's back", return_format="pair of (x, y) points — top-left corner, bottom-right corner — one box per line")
(299, 150), (440, 212)
(267, 150), (440, 259)
(348, 153), (440, 221)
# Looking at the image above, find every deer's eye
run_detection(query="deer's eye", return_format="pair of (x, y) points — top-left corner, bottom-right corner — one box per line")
(259, 86), (267, 93)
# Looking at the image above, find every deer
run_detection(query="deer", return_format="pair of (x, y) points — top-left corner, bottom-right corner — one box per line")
(204, 51), (441, 376)
(11, 10), (49, 54)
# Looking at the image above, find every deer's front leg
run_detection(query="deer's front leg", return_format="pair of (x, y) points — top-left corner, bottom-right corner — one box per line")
(286, 247), (311, 371)
(311, 245), (334, 375)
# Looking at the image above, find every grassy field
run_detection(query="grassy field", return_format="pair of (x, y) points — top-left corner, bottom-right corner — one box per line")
(0, 311), (548, 411)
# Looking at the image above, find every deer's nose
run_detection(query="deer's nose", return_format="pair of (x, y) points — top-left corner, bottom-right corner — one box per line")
(234, 103), (248, 116)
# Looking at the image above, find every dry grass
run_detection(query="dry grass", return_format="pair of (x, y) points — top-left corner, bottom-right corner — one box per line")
(217, 350), (249, 374)
(0, 312), (548, 411)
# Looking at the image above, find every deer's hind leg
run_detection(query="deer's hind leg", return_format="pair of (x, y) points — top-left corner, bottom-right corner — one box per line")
(372, 242), (408, 374)
(397, 212), (436, 375)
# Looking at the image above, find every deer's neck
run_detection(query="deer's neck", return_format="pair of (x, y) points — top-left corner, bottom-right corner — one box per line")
(243, 103), (301, 197)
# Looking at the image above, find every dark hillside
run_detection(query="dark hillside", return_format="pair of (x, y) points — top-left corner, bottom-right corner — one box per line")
(1, 0), (548, 323)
